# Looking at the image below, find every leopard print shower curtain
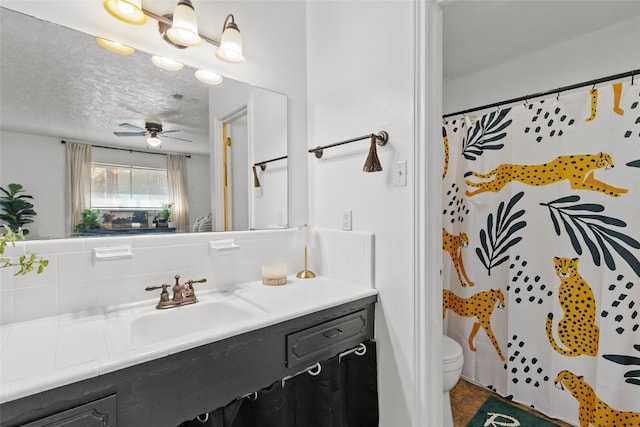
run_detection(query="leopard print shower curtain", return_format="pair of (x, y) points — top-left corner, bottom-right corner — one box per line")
(442, 80), (640, 426)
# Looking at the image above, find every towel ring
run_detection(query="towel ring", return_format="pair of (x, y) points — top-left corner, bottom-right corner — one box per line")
(307, 362), (322, 376)
(196, 413), (209, 423)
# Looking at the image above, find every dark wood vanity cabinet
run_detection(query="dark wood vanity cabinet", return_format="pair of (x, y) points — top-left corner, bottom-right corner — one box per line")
(1, 295), (376, 427)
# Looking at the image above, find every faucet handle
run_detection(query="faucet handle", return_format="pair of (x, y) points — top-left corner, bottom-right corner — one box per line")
(145, 283), (169, 292)
(145, 283), (170, 303)
(185, 278), (207, 286)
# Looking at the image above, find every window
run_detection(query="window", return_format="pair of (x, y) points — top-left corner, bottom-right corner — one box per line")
(91, 163), (169, 209)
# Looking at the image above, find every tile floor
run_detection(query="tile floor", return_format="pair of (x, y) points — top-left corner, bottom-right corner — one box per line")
(450, 379), (574, 427)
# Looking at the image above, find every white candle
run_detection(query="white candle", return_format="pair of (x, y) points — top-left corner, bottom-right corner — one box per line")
(262, 262), (287, 285)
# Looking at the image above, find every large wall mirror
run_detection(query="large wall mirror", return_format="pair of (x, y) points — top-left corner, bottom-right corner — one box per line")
(0, 6), (288, 240)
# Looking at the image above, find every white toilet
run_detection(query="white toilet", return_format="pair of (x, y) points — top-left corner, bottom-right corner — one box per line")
(443, 335), (464, 427)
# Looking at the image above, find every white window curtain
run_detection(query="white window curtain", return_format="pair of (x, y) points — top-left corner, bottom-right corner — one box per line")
(167, 154), (189, 232)
(66, 142), (91, 234)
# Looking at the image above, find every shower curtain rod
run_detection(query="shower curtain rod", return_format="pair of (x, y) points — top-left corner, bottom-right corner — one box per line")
(443, 68), (639, 119)
(61, 140), (191, 158)
(309, 131), (389, 159)
(254, 155), (287, 170)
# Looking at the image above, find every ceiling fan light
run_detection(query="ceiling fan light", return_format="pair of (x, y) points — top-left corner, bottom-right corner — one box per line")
(166, 0), (202, 47)
(103, 0), (146, 25)
(151, 55), (184, 71)
(195, 69), (223, 85)
(147, 134), (162, 147)
(96, 37), (135, 55)
(215, 14), (245, 64)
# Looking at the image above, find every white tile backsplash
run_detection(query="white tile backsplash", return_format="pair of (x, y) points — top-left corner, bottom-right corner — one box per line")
(1, 228), (374, 324)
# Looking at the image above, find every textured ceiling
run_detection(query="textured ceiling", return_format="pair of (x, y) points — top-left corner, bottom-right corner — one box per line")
(0, 7), (211, 154)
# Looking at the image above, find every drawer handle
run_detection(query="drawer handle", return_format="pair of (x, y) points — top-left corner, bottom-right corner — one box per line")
(323, 328), (343, 338)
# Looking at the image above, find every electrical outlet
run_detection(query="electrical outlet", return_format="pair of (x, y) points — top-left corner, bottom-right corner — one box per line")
(342, 210), (352, 231)
(392, 160), (407, 187)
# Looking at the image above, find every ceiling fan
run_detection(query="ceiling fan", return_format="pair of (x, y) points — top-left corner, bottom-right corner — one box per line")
(113, 121), (192, 145)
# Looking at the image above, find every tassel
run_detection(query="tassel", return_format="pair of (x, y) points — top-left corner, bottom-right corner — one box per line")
(363, 134), (383, 172)
(252, 165), (261, 187)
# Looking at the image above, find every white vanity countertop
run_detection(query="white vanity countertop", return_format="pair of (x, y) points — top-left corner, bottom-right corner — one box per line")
(0, 276), (377, 404)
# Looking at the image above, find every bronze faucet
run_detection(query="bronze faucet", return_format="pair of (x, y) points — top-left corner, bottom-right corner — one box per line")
(145, 275), (207, 309)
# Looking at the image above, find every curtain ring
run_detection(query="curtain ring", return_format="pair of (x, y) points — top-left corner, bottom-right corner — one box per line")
(196, 413), (209, 423)
(355, 343), (367, 356)
(556, 90), (560, 102)
(307, 362), (322, 376)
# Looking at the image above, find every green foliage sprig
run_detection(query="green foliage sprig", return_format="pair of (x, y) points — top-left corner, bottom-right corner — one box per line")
(0, 225), (49, 275)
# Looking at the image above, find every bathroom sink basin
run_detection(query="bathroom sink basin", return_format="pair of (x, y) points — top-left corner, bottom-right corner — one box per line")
(103, 293), (268, 353)
(131, 297), (265, 346)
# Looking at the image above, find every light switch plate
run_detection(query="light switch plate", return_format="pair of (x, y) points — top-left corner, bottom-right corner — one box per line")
(392, 160), (407, 187)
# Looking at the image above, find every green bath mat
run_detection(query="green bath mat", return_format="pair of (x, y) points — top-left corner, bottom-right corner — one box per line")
(466, 395), (561, 427)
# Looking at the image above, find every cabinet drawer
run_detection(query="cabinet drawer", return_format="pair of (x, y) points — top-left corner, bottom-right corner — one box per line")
(286, 309), (368, 369)
(21, 394), (116, 427)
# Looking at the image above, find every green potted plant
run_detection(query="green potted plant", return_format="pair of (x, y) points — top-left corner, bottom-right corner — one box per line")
(0, 183), (37, 236)
(155, 202), (172, 227)
(1, 225), (48, 275)
(74, 209), (102, 232)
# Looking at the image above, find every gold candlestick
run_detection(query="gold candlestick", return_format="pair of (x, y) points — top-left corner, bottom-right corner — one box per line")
(296, 245), (316, 279)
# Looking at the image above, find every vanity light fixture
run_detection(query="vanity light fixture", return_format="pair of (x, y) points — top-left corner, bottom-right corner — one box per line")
(147, 133), (162, 147)
(96, 37), (135, 55)
(195, 69), (223, 85)
(215, 14), (245, 64)
(166, 0), (203, 47)
(151, 55), (184, 71)
(103, 0), (146, 25)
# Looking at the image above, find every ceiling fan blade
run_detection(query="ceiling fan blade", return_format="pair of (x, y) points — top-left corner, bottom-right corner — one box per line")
(163, 135), (192, 143)
(114, 131), (145, 137)
(159, 129), (181, 134)
(118, 122), (145, 131)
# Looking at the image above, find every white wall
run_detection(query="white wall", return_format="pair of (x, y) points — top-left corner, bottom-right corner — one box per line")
(444, 16), (640, 115)
(306, 2), (416, 425)
(0, 131), (66, 240)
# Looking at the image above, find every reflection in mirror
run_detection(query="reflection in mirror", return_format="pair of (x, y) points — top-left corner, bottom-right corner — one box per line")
(0, 7), (288, 239)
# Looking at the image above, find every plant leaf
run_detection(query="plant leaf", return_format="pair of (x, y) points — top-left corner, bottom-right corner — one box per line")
(592, 231), (616, 270)
(494, 236), (523, 260)
(548, 208), (561, 235)
(599, 233), (640, 276)
(591, 224), (640, 249)
(547, 195), (581, 205)
(475, 247), (489, 270)
(559, 204), (605, 212)
(560, 215), (582, 255)
(571, 216), (601, 266)
(580, 214), (628, 227)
